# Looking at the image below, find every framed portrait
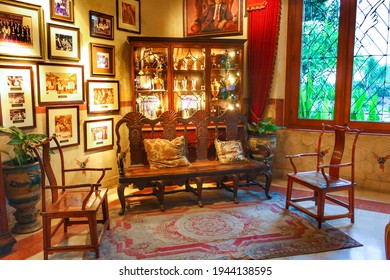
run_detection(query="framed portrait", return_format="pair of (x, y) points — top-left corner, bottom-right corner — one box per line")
(184, 0), (243, 38)
(37, 63), (84, 105)
(117, 0), (140, 34)
(86, 80), (120, 114)
(0, 65), (36, 128)
(90, 10), (114, 40)
(46, 106), (80, 148)
(0, 0), (44, 59)
(50, 0), (74, 23)
(84, 118), (114, 152)
(90, 43), (116, 77)
(47, 23), (80, 61)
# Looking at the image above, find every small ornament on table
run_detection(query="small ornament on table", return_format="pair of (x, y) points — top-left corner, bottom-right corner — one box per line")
(182, 77), (187, 91)
(192, 77), (197, 90)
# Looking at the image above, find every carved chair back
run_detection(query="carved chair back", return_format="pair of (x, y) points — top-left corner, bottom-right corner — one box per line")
(316, 124), (362, 181)
(115, 110), (248, 167)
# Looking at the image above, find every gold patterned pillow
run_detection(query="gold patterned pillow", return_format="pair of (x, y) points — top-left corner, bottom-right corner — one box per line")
(144, 136), (191, 169)
(214, 139), (248, 164)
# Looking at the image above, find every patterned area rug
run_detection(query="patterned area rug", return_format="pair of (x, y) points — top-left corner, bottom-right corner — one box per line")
(88, 188), (362, 260)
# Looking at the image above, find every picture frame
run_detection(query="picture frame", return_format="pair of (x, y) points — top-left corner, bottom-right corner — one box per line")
(47, 23), (80, 61)
(117, 0), (140, 34)
(90, 43), (116, 77)
(90, 10), (114, 40)
(50, 0), (74, 23)
(0, 65), (36, 129)
(86, 80), (120, 114)
(184, 0), (243, 38)
(46, 106), (80, 148)
(0, 0), (44, 59)
(84, 118), (114, 152)
(37, 63), (84, 106)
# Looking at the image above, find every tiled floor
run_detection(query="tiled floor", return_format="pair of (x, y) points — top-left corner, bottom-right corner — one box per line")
(1, 180), (390, 260)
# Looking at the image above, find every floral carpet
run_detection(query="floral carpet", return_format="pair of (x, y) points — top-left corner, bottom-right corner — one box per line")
(87, 188), (362, 260)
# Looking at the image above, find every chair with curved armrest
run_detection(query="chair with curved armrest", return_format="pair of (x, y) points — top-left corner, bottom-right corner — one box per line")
(30, 135), (111, 260)
(285, 124), (362, 228)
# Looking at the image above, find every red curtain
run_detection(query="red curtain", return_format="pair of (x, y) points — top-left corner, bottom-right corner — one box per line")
(247, 0), (281, 123)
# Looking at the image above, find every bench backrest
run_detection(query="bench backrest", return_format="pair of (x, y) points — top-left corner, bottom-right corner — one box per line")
(115, 110), (249, 167)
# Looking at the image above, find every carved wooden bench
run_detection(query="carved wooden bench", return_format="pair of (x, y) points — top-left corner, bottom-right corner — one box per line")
(115, 110), (272, 215)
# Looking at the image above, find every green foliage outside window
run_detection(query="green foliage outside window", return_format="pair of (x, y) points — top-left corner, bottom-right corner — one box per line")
(299, 0), (390, 123)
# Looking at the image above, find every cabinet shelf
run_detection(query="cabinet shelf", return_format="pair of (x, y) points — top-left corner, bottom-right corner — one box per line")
(128, 36), (245, 118)
(135, 89), (167, 93)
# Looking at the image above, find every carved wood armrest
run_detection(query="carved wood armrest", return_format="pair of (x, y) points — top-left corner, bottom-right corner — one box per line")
(319, 162), (353, 187)
(285, 152), (318, 158)
(319, 162), (352, 169)
(64, 167), (112, 183)
(249, 144), (271, 165)
(44, 183), (101, 190)
(285, 152), (319, 173)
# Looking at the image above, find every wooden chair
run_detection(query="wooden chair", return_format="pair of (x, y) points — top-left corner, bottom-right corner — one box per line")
(30, 135), (111, 260)
(386, 221), (390, 260)
(285, 124), (362, 228)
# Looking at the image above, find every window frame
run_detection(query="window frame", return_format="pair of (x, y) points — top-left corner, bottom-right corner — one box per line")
(284, 0), (389, 133)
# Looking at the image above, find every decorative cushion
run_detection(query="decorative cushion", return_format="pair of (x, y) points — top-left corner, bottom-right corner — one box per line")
(214, 139), (248, 164)
(144, 136), (191, 169)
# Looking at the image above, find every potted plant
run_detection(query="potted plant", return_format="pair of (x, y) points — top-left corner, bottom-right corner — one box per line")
(0, 126), (46, 234)
(247, 117), (285, 162)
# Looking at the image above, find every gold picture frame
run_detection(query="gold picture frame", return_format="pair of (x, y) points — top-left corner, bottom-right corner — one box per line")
(50, 0), (74, 23)
(47, 23), (80, 61)
(0, 65), (36, 128)
(46, 106), (80, 148)
(184, 0), (243, 38)
(84, 118), (114, 152)
(86, 80), (120, 114)
(90, 43), (116, 77)
(37, 63), (84, 105)
(0, 0), (44, 59)
(117, 0), (140, 34)
(90, 10), (114, 40)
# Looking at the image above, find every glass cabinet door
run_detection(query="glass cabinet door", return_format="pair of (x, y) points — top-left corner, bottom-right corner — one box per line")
(133, 47), (168, 119)
(173, 47), (206, 117)
(210, 48), (242, 116)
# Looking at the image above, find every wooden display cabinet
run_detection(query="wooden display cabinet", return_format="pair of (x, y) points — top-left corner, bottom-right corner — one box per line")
(127, 36), (246, 118)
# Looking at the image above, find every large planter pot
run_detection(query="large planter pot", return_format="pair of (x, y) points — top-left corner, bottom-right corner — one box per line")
(2, 160), (42, 234)
(248, 133), (277, 162)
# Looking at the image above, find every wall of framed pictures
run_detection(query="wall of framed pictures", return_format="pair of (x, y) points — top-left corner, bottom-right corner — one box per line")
(0, 0), (249, 192)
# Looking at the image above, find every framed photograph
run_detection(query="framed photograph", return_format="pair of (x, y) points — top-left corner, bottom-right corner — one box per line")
(0, 65), (36, 128)
(47, 23), (80, 61)
(184, 0), (243, 38)
(37, 63), (84, 105)
(90, 43), (116, 77)
(84, 118), (114, 152)
(90, 10), (114, 40)
(87, 80), (120, 114)
(46, 106), (80, 148)
(117, 0), (140, 34)
(50, 0), (74, 23)
(0, 0), (44, 59)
